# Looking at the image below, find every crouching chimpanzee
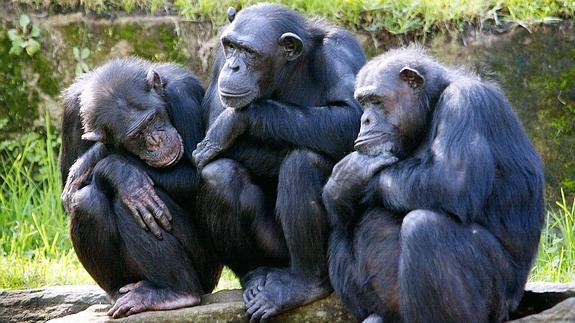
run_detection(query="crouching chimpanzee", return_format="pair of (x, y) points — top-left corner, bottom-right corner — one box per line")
(191, 4), (365, 321)
(323, 46), (545, 322)
(60, 58), (222, 318)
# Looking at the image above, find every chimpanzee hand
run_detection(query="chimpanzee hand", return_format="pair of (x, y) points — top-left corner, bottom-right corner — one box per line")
(61, 143), (107, 214)
(192, 108), (248, 170)
(326, 151), (398, 200)
(93, 156), (172, 240)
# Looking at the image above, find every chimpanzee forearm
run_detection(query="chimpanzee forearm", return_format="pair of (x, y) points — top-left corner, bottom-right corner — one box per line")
(143, 162), (200, 202)
(92, 154), (147, 194)
(372, 146), (495, 223)
(322, 178), (362, 228)
(245, 99), (362, 160)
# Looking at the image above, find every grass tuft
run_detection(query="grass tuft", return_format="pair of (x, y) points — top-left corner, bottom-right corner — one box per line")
(530, 189), (575, 282)
(0, 115), (240, 290)
(11, 0), (575, 34)
(0, 115), (571, 289)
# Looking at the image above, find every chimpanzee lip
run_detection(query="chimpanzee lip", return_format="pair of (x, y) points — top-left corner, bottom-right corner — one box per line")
(219, 89), (251, 97)
(165, 135), (184, 166)
(354, 133), (385, 146)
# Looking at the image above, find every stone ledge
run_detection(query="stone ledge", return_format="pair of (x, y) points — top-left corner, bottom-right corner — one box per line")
(1, 283), (574, 322)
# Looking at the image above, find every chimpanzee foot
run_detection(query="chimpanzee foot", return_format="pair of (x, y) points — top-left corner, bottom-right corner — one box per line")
(107, 280), (200, 318)
(245, 268), (332, 322)
(241, 267), (272, 304)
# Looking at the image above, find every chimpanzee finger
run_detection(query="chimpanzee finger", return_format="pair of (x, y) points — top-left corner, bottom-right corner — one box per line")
(145, 191), (170, 230)
(125, 202), (148, 231)
(151, 192), (172, 222)
(138, 205), (163, 240)
(153, 207), (172, 232)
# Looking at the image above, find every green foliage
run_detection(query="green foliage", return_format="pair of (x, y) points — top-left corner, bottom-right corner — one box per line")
(73, 46), (92, 76)
(0, 116), (93, 288)
(0, 118), (572, 288)
(11, 1), (575, 34)
(530, 190), (575, 282)
(7, 14), (41, 57)
(0, 115), (240, 290)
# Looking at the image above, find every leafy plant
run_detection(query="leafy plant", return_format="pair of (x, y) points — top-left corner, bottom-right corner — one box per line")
(7, 14), (41, 57)
(73, 46), (91, 76)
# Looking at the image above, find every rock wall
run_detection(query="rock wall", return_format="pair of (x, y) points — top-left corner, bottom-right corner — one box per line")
(0, 6), (572, 197)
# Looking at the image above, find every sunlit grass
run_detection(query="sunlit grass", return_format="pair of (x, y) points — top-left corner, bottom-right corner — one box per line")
(530, 190), (575, 282)
(0, 117), (571, 290)
(12, 0), (575, 34)
(0, 117), (240, 290)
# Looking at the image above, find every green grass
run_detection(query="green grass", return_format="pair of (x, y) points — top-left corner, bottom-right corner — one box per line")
(0, 117), (239, 291)
(0, 119), (573, 290)
(13, 0), (575, 34)
(530, 190), (575, 282)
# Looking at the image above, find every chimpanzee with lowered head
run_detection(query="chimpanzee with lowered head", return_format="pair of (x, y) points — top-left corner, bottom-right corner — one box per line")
(192, 4), (365, 321)
(323, 46), (545, 322)
(60, 58), (222, 318)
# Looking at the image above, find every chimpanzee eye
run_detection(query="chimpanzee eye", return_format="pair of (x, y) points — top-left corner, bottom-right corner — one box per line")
(370, 97), (382, 106)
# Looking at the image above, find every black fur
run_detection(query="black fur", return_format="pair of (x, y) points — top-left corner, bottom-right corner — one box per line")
(324, 46), (545, 322)
(61, 58), (222, 304)
(196, 4), (366, 320)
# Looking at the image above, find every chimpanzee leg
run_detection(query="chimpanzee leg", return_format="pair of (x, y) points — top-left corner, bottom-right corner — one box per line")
(70, 183), (127, 300)
(399, 210), (514, 323)
(107, 190), (211, 318)
(245, 149), (333, 321)
(329, 208), (402, 322)
(198, 158), (288, 277)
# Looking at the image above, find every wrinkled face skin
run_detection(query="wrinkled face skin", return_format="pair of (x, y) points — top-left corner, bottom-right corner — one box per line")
(121, 108), (184, 168)
(81, 69), (184, 168)
(217, 14), (303, 109)
(353, 64), (427, 158)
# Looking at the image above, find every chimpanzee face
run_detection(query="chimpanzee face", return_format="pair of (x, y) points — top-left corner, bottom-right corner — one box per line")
(80, 68), (183, 168)
(217, 11), (304, 109)
(354, 62), (427, 157)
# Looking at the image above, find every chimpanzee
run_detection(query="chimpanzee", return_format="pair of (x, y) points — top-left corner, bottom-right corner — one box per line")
(323, 46), (545, 322)
(192, 4), (365, 321)
(60, 57), (222, 318)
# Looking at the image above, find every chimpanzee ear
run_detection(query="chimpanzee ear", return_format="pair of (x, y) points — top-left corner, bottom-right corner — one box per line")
(279, 32), (304, 61)
(227, 7), (237, 23)
(146, 68), (165, 96)
(81, 129), (105, 142)
(400, 66), (425, 90)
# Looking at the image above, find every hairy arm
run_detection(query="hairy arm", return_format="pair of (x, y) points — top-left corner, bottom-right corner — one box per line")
(371, 83), (496, 223)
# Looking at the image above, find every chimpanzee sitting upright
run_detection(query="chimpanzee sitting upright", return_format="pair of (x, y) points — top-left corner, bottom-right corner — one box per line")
(192, 4), (365, 321)
(323, 46), (545, 322)
(60, 58), (222, 318)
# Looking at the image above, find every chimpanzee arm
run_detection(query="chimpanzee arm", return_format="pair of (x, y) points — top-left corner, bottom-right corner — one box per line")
(92, 154), (174, 239)
(371, 83), (497, 223)
(243, 36), (363, 160)
(244, 97), (362, 160)
(141, 162), (200, 202)
(60, 81), (95, 184)
(323, 152), (397, 228)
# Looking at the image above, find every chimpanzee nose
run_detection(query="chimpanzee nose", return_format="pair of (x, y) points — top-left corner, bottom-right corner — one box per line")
(228, 58), (241, 72)
(361, 114), (371, 126)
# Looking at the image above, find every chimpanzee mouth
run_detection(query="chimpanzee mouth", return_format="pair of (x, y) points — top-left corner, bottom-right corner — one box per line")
(165, 134), (184, 167)
(354, 133), (385, 147)
(219, 89), (251, 98)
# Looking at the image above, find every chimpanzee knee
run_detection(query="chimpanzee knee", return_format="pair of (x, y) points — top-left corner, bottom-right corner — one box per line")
(400, 209), (441, 242)
(399, 210), (511, 322)
(201, 159), (246, 187)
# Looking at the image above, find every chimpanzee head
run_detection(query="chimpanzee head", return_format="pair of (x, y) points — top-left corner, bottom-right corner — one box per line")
(78, 58), (183, 168)
(217, 4), (308, 109)
(353, 46), (449, 157)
